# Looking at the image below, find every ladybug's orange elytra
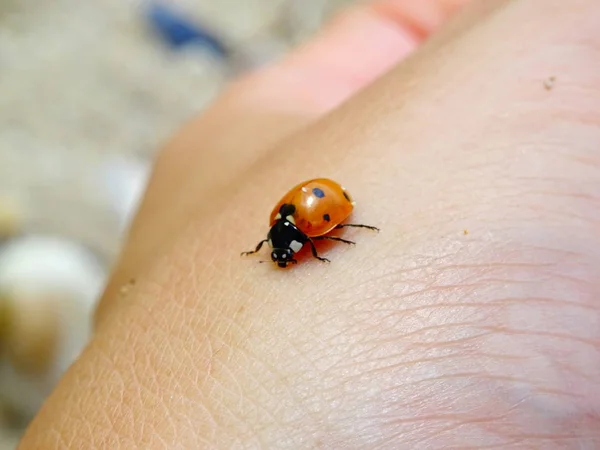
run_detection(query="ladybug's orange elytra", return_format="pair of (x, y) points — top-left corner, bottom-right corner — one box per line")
(269, 178), (355, 237)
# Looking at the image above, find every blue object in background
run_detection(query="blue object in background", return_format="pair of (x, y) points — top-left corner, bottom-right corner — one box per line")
(145, 2), (229, 58)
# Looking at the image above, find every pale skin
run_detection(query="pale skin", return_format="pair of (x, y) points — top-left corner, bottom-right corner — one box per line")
(19, 0), (600, 448)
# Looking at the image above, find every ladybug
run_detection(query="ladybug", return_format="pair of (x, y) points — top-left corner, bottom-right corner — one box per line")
(241, 178), (379, 268)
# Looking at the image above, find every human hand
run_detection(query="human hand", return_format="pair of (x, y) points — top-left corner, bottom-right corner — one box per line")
(21, 0), (600, 447)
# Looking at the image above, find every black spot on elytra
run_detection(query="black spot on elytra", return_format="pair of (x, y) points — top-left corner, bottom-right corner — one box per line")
(312, 187), (325, 198)
(323, 214), (331, 222)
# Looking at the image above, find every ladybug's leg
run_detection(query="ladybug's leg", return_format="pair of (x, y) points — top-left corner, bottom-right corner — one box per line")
(335, 224), (380, 232)
(307, 238), (330, 263)
(314, 236), (355, 245)
(241, 239), (269, 256)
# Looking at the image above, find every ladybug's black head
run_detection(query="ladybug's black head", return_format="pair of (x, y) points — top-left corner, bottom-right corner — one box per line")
(271, 248), (295, 268)
(267, 213), (307, 268)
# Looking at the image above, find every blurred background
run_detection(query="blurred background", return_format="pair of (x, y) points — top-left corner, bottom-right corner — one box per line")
(0, 0), (352, 446)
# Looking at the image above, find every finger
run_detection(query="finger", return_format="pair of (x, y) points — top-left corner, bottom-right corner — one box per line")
(97, 0), (476, 319)
(234, 0), (472, 113)
(259, 0), (468, 112)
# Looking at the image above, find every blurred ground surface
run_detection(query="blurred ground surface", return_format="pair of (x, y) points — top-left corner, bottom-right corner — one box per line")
(0, 0), (353, 446)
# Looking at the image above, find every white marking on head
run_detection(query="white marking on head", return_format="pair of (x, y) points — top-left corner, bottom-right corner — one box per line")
(286, 215), (295, 225)
(281, 253), (287, 259)
(290, 240), (303, 253)
(275, 213), (281, 220)
(284, 221), (290, 227)
(268, 238), (272, 247)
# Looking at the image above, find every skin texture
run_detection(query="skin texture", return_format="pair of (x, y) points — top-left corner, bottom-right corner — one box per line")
(19, 0), (600, 448)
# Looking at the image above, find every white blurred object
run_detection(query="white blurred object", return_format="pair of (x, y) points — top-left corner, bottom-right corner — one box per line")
(0, 235), (106, 419)
(101, 156), (151, 234)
